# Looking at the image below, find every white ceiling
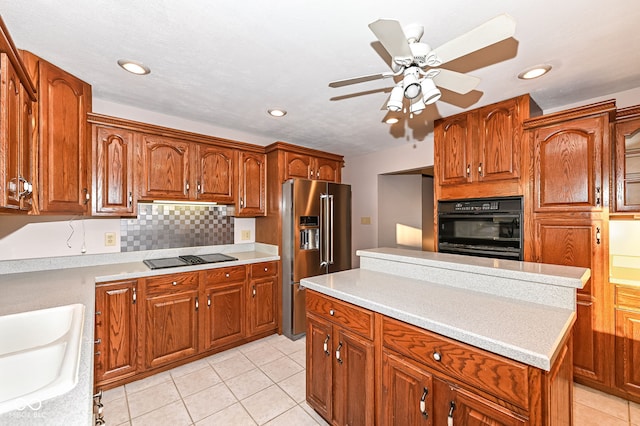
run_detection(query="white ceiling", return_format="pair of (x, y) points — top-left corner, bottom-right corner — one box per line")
(1, 1), (639, 157)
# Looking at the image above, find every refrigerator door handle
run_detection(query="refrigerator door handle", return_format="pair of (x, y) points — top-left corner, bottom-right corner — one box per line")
(328, 194), (334, 265)
(320, 194), (329, 267)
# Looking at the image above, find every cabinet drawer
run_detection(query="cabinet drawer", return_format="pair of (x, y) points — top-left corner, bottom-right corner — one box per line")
(616, 285), (640, 311)
(145, 272), (199, 295)
(306, 290), (374, 340)
(204, 265), (246, 283)
(382, 316), (529, 409)
(251, 261), (278, 279)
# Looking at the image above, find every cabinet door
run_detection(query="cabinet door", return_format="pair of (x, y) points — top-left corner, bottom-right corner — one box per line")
(139, 135), (191, 200)
(37, 56), (91, 214)
(93, 125), (134, 215)
(533, 115), (606, 212)
(614, 116), (640, 212)
(451, 386), (527, 426)
(248, 275), (277, 335)
(203, 280), (245, 349)
(195, 144), (235, 203)
(314, 157), (341, 182)
(535, 217), (608, 385)
(145, 289), (199, 369)
(333, 326), (375, 426)
(435, 113), (473, 186)
(477, 99), (520, 182)
(0, 54), (21, 209)
(237, 151), (266, 217)
(95, 280), (138, 385)
(284, 152), (313, 180)
(615, 286), (640, 397)
(306, 313), (333, 422)
(382, 350), (433, 426)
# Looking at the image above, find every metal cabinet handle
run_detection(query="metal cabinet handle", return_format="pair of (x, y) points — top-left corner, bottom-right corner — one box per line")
(323, 335), (330, 356)
(195, 297), (199, 311)
(466, 164), (470, 177)
(252, 286), (256, 297)
(329, 309), (335, 316)
(432, 351), (442, 362)
(448, 401), (456, 426)
(226, 273), (230, 278)
(596, 227), (601, 245)
(83, 188), (90, 205)
(596, 186), (601, 206)
(335, 342), (343, 364)
(239, 197), (244, 207)
(185, 181), (190, 192)
(264, 267), (268, 272)
(94, 339), (101, 345)
(420, 387), (429, 418)
(128, 191), (132, 207)
(478, 162), (483, 177)
(172, 281), (177, 286)
(197, 181), (201, 193)
(132, 287), (137, 304)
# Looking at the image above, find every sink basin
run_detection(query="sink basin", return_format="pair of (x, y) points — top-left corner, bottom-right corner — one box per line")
(0, 303), (85, 414)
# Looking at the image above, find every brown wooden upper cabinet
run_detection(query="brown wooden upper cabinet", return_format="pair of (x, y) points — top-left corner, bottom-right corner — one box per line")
(0, 52), (35, 212)
(434, 94), (539, 200)
(283, 150), (341, 183)
(92, 124), (135, 216)
(236, 150), (266, 217)
(525, 101), (615, 213)
(22, 50), (92, 214)
(613, 105), (640, 213)
(137, 134), (191, 201)
(194, 144), (235, 204)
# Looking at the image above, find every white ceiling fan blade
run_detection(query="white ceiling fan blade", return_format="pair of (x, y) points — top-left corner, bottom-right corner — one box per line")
(329, 72), (394, 88)
(432, 14), (516, 65)
(368, 19), (413, 64)
(432, 69), (480, 94)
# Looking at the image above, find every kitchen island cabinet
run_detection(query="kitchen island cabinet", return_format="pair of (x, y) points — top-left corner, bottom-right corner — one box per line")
(302, 248), (588, 425)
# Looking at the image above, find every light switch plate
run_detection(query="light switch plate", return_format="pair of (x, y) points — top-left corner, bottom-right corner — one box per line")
(241, 230), (251, 240)
(104, 232), (117, 246)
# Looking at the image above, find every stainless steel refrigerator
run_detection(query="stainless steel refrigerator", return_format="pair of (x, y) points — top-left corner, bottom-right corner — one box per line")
(282, 179), (352, 339)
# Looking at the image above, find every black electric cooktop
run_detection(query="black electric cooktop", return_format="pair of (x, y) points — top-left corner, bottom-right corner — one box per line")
(143, 253), (238, 270)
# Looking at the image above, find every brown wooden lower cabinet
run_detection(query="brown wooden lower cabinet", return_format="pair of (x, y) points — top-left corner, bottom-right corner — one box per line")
(94, 262), (280, 390)
(306, 290), (573, 426)
(94, 279), (138, 386)
(615, 285), (640, 398)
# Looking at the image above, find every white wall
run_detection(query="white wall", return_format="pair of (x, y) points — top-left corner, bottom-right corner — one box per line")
(342, 139), (435, 267)
(378, 174), (423, 250)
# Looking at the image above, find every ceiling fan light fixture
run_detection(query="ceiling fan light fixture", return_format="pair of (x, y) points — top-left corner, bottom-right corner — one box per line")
(403, 68), (422, 99)
(387, 85), (404, 112)
(267, 108), (287, 117)
(117, 59), (150, 75)
(518, 64), (552, 80)
(421, 78), (442, 105)
(410, 97), (426, 115)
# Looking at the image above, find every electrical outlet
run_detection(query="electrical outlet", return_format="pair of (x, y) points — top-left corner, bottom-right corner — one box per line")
(104, 232), (117, 247)
(241, 230), (251, 241)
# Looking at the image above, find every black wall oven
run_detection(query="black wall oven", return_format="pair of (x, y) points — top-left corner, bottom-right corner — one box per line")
(437, 196), (523, 260)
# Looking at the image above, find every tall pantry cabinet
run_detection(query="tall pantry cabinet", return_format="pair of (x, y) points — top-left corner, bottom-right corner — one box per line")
(523, 101), (616, 390)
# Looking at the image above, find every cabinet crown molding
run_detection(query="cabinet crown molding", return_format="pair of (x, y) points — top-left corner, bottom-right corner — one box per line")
(523, 100), (616, 129)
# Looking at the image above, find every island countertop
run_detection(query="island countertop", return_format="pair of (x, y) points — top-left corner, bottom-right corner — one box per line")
(301, 248), (588, 371)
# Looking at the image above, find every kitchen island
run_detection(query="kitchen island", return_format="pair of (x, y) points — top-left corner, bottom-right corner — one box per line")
(301, 247), (589, 425)
(0, 243), (278, 425)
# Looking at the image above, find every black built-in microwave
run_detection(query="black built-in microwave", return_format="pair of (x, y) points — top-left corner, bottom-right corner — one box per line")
(437, 196), (523, 260)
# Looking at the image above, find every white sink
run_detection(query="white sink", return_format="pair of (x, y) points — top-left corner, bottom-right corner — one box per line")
(0, 303), (85, 414)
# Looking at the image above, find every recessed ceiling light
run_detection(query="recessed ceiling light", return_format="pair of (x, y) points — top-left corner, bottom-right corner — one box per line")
(518, 64), (552, 80)
(267, 108), (287, 117)
(385, 117), (399, 124)
(117, 59), (151, 75)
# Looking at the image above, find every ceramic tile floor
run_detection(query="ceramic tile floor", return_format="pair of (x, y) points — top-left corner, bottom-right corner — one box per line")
(102, 334), (640, 425)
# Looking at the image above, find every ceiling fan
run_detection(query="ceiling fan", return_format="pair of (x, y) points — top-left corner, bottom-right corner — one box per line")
(329, 14), (517, 116)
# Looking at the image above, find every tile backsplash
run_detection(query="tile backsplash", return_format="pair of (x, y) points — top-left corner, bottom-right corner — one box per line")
(120, 203), (234, 252)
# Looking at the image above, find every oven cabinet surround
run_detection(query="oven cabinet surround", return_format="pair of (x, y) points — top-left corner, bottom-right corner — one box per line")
(613, 105), (640, 213)
(94, 258), (279, 390)
(524, 100), (615, 391)
(22, 50), (92, 215)
(433, 94), (541, 201)
(302, 247), (588, 426)
(87, 113), (266, 217)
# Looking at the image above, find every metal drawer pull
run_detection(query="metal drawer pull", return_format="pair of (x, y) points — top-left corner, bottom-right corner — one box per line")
(94, 339), (101, 345)
(226, 273), (230, 278)
(420, 387), (429, 418)
(335, 342), (343, 364)
(264, 267), (268, 272)
(432, 351), (442, 362)
(172, 281), (177, 286)
(207, 295), (211, 307)
(323, 335), (330, 356)
(132, 287), (137, 304)
(596, 227), (601, 245)
(252, 286), (256, 297)
(329, 309), (335, 316)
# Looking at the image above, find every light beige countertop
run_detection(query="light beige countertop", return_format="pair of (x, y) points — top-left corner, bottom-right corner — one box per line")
(302, 248), (588, 371)
(0, 243), (278, 425)
(609, 255), (640, 286)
